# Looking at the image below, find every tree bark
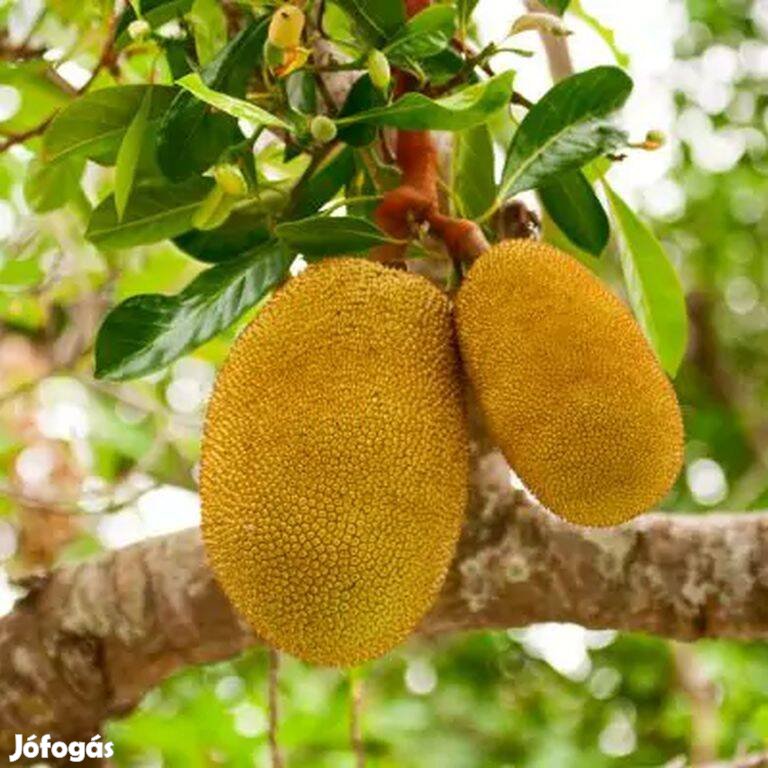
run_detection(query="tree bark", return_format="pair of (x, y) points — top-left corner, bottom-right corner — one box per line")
(1, 437), (767, 762)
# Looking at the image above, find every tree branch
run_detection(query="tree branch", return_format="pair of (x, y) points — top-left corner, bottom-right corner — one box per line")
(1, 429), (767, 764)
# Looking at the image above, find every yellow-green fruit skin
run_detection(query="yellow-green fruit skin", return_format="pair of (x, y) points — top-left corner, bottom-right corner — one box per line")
(455, 240), (683, 527)
(201, 259), (469, 666)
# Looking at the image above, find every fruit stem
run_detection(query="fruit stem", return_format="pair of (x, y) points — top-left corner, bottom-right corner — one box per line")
(371, 1), (490, 266)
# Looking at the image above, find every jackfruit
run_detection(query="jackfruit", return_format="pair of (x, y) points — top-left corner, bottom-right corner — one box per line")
(201, 258), (469, 666)
(455, 239), (683, 527)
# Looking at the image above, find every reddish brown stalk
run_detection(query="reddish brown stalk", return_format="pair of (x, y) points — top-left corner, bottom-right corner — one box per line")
(372, 0), (489, 264)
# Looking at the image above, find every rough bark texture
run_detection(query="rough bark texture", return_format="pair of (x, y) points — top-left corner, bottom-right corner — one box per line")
(1, 434), (767, 762)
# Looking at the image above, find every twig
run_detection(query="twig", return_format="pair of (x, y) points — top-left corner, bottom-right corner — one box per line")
(0, 375), (43, 408)
(268, 648), (284, 768)
(0, 117), (54, 153)
(0, 479), (160, 518)
(672, 643), (717, 764)
(0, 38), (47, 61)
(349, 670), (366, 768)
(0, 13), (118, 154)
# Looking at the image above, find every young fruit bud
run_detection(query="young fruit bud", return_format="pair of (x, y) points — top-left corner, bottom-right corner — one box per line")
(367, 50), (391, 91)
(127, 19), (151, 41)
(268, 3), (305, 50)
(310, 115), (338, 143)
(644, 129), (666, 150)
(213, 164), (248, 196)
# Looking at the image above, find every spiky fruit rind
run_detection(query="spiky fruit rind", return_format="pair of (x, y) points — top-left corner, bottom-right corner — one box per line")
(455, 239), (683, 527)
(201, 258), (469, 666)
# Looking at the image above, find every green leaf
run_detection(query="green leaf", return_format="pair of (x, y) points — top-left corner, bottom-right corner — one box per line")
(540, 0), (570, 14)
(0, 61), (70, 138)
(285, 70), (318, 116)
(276, 215), (394, 257)
(457, 0), (480, 33)
(174, 209), (271, 263)
(333, 0), (406, 46)
(43, 85), (176, 165)
(291, 145), (357, 219)
(539, 170), (609, 256)
(500, 66), (632, 200)
(23, 155), (85, 213)
(177, 73), (290, 131)
(453, 124), (495, 220)
(86, 177), (213, 249)
(95, 241), (291, 380)
(570, 0), (629, 67)
(336, 70), (515, 131)
(114, 88), (153, 221)
(188, 0), (227, 66)
(337, 74), (386, 147)
(158, 17), (270, 181)
(605, 183), (688, 376)
(385, 6), (456, 65)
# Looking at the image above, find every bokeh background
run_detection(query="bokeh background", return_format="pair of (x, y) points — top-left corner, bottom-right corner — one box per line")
(1, 0), (767, 765)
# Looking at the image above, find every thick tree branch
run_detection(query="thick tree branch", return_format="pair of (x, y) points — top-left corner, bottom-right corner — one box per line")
(1, 428), (767, 764)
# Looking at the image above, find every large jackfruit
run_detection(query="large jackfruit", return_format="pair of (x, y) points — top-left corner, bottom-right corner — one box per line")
(455, 239), (683, 527)
(201, 258), (469, 666)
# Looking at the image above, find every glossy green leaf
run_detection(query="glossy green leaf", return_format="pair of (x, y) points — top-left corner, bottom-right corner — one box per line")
(500, 66), (632, 199)
(86, 177), (213, 249)
(158, 17), (269, 181)
(115, 88), (153, 221)
(95, 241), (292, 380)
(188, 0), (227, 66)
(539, 170), (609, 256)
(285, 70), (318, 116)
(23, 156), (85, 213)
(334, 0), (406, 45)
(337, 74), (386, 147)
(336, 70), (515, 131)
(385, 6), (456, 65)
(453, 124), (495, 219)
(42, 85), (176, 166)
(420, 47), (467, 86)
(605, 183), (688, 376)
(177, 73), (290, 130)
(290, 145), (357, 219)
(276, 215), (394, 257)
(174, 209), (271, 263)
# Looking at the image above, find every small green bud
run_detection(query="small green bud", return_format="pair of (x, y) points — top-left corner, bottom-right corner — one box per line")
(367, 49), (391, 91)
(644, 129), (666, 148)
(127, 19), (151, 41)
(213, 164), (248, 196)
(310, 115), (338, 143)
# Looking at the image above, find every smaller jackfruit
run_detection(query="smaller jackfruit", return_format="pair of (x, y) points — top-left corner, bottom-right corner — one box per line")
(201, 258), (469, 666)
(455, 239), (683, 527)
